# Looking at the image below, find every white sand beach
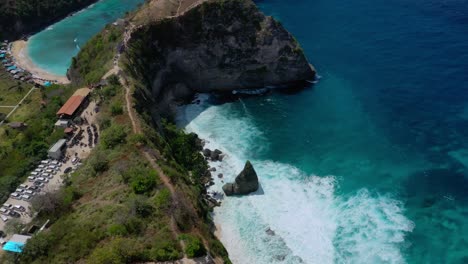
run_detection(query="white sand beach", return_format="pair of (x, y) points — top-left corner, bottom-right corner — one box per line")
(11, 40), (70, 84)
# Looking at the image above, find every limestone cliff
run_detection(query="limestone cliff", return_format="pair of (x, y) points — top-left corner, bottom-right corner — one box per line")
(124, 0), (315, 116)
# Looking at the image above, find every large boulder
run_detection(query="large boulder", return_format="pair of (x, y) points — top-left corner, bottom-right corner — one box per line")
(222, 161), (259, 196)
(202, 148), (212, 158)
(210, 149), (223, 161)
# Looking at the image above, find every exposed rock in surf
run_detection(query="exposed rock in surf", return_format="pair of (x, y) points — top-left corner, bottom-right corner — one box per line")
(217, 173), (223, 178)
(203, 148), (223, 161)
(195, 137), (205, 148)
(203, 148), (212, 157)
(210, 149), (223, 161)
(266, 228), (275, 236)
(222, 161), (259, 196)
(208, 167), (216, 172)
(218, 154), (225, 161)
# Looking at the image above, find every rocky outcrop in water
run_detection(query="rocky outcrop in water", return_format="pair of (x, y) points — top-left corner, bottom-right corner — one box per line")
(203, 148), (223, 161)
(222, 161), (259, 196)
(125, 0), (315, 118)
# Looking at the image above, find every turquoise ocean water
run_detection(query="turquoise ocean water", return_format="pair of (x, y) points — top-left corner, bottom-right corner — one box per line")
(28, 0), (468, 263)
(27, 0), (144, 76)
(177, 0), (468, 263)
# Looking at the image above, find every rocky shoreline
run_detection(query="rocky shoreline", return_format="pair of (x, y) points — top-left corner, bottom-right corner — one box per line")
(198, 138), (260, 209)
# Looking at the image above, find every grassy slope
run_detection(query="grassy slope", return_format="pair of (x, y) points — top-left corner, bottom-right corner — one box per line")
(69, 24), (125, 85)
(1, 2), (231, 262)
(0, 75), (229, 263)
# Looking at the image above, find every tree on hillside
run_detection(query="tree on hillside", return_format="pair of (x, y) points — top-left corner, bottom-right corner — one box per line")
(5, 218), (24, 235)
(30, 191), (64, 216)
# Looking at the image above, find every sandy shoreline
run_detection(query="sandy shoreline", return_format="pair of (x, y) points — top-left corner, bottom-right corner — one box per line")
(11, 40), (70, 84)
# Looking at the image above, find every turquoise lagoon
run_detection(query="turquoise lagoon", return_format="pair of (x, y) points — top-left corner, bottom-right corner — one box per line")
(27, 0), (144, 76)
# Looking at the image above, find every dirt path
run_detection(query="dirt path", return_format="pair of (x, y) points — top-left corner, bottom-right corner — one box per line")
(102, 17), (219, 263)
(121, 74), (140, 134)
(101, 59), (189, 257)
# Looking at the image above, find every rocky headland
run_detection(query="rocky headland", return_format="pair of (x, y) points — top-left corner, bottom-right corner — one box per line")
(123, 0), (316, 119)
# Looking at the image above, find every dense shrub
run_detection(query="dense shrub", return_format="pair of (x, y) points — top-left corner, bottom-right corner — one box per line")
(101, 124), (128, 149)
(88, 238), (146, 264)
(108, 74), (121, 86)
(87, 151), (109, 175)
(20, 233), (53, 263)
(121, 165), (159, 194)
(162, 121), (208, 181)
(178, 234), (206, 258)
(131, 172), (157, 194)
(107, 224), (128, 237)
(111, 103), (124, 116)
(129, 196), (154, 217)
(153, 188), (171, 211)
(149, 240), (181, 261)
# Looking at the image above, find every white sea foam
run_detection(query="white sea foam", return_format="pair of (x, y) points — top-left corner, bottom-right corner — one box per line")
(177, 95), (414, 264)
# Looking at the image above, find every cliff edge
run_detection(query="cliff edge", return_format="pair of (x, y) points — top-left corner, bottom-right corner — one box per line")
(124, 0), (315, 115)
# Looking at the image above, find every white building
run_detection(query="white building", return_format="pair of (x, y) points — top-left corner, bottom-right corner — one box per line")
(54, 119), (70, 128)
(48, 139), (67, 160)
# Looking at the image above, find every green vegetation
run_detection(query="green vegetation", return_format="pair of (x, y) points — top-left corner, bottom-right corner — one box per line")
(110, 102), (124, 116)
(129, 168), (158, 194)
(1, 79), (231, 262)
(0, 69), (78, 203)
(101, 124), (128, 149)
(1, 80), (184, 264)
(70, 24), (124, 84)
(0, 0), (97, 39)
(0, 3), (234, 262)
(179, 234), (207, 258)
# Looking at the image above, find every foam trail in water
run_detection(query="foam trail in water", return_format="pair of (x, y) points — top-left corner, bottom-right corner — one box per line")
(177, 95), (414, 264)
(74, 38), (80, 51)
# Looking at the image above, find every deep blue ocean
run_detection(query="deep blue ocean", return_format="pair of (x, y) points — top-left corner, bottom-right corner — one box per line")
(26, 0), (468, 263)
(178, 0), (468, 263)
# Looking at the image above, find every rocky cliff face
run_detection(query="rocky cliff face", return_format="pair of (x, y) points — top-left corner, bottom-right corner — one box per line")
(125, 0), (315, 116)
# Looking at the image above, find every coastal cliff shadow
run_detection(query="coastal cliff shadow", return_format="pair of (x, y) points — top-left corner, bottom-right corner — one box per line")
(252, 183), (265, 195)
(177, 83), (314, 128)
